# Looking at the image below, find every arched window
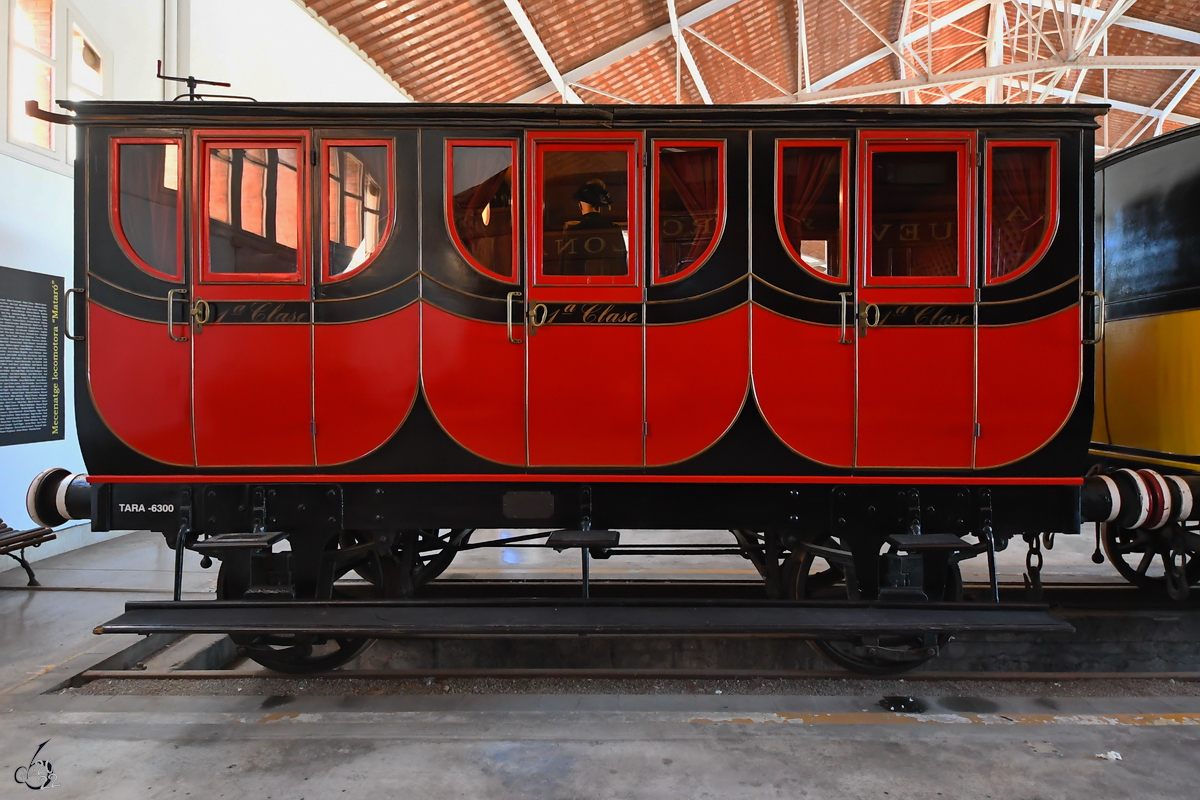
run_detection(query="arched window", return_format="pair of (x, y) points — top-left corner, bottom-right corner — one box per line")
(776, 141), (849, 283)
(323, 141), (393, 281)
(446, 141), (517, 282)
(654, 140), (725, 283)
(112, 139), (183, 280)
(987, 141), (1058, 284)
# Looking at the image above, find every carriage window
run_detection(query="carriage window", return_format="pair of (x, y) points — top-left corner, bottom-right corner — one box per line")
(655, 142), (724, 282)
(205, 144), (301, 277)
(447, 142), (515, 281)
(777, 142), (848, 281)
(325, 143), (391, 280)
(868, 147), (966, 283)
(115, 141), (182, 280)
(987, 142), (1057, 284)
(539, 147), (632, 281)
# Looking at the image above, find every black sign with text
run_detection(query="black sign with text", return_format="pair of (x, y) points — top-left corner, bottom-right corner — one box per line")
(0, 266), (64, 446)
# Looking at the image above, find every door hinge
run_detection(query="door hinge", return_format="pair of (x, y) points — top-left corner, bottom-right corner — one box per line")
(974, 423), (982, 437)
(311, 421), (317, 436)
(643, 422), (649, 436)
(311, 149), (318, 166)
(976, 151), (982, 167)
(642, 152), (648, 167)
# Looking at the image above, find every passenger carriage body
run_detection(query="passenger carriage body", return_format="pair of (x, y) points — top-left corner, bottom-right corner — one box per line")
(30, 101), (1106, 672)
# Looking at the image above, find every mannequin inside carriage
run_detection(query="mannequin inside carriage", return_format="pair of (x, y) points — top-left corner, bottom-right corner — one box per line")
(556, 178), (627, 276)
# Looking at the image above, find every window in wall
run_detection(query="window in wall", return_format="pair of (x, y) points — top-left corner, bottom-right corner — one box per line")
(654, 141), (724, 283)
(10, 0), (56, 151)
(447, 141), (516, 282)
(324, 142), (392, 280)
(114, 140), (182, 280)
(866, 143), (969, 284)
(204, 141), (304, 278)
(776, 141), (848, 282)
(538, 146), (634, 282)
(987, 141), (1058, 284)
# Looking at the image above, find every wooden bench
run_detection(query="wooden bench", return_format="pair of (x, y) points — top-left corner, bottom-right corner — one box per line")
(0, 519), (55, 587)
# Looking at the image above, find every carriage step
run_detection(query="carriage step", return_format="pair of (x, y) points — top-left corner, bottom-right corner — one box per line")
(96, 600), (1073, 638)
(192, 531), (288, 555)
(887, 534), (974, 551)
(546, 530), (620, 551)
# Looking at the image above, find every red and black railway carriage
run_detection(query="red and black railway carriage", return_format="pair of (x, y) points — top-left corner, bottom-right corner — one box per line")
(31, 101), (1108, 673)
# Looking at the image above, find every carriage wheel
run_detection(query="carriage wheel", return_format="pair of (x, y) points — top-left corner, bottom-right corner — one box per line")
(216, 556), (370, 673)
(338, 528), (473, 594)
(782, 535), (961, 676)
(1101, 521), (1200, 600)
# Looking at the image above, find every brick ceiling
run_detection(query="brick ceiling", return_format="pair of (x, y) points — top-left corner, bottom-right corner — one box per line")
(300, 0), (1200, 152)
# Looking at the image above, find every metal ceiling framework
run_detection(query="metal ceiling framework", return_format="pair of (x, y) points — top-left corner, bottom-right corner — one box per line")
(297, 0), (1200, 152)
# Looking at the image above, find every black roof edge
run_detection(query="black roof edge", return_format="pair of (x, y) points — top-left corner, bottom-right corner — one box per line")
(60, 100), (1108, 130)
(1095, 120), (1200, 171)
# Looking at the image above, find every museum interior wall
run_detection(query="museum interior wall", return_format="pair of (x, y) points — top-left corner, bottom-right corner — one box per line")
(0, 0), (406, 547)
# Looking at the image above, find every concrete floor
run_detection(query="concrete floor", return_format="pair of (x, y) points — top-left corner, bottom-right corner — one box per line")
(2, 528), (1195, 799)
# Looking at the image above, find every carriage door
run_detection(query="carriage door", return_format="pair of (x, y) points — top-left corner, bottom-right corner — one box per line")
(190, 132), (315, 467)
(856, 133), (975, 468)
(525, 133), (644, 466)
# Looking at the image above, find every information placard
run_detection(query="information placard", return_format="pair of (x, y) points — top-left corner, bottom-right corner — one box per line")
(0, 265), (64, 446)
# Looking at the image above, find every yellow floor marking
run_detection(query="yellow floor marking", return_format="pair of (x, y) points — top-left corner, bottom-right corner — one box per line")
(0, 646), (97, 696)
(686, 712), (1200, 726)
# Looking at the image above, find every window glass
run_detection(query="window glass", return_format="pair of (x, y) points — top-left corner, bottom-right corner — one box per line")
(870, 150), (959, 279)
(328, 145), (390, 278)
(657, 144), (721, 280)
(541, 149), (629, 277)
(989, 144), (1053, 282)
(207, 146), (300, 275)
(13, 0), (53, 55)
(779, 145), (844, 278)
(117, 142), (180, 279)
(70, 25), (101, 95)
(449, 144), (513, 279)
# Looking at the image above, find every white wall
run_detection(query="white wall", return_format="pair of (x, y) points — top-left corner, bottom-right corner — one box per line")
(0, 0), (407, 538)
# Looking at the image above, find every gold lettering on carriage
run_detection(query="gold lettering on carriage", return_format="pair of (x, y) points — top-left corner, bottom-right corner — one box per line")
(215, 303), (310, 324)
(541, 302), (640, 325)
(876, 304), (972, 327)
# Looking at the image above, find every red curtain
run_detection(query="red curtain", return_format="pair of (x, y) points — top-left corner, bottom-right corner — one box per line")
(991, 146), (1049, 280)
(781, 148), (839, 276)
(119, 144), (178, 277)
(659, 147), (720, 274)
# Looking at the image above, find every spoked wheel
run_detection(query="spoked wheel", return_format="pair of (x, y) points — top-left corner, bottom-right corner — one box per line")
(216, 556), (371, 674)
(1102, 521), (1200, 601)
(338, 528), (473, 595)
(782, 535), (962, 676)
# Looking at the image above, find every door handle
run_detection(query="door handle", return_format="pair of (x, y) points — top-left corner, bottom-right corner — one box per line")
(166, 288), (188, 342)
(506, 291), (523, 344)
(64, 287), (85, 342)
(528, 303), (548, 336)
(1083, 290), (1105, 344)
(190, 297), (211, 334)
(838, 292), (852, 344)
(857, 301), (880, 337)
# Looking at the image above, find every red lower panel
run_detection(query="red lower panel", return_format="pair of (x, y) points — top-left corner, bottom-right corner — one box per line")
(976, 307), (1081, 468)
(422, 305), (524, 465)
(646, 309), (748, 466)
(857, 327), (973, 468)
(314, 307), (419, 465)
(87, 304), (193, 465)
(751, 307), (854, 467)
(193, 324), (313, 467)
(529, 324), (642, 467)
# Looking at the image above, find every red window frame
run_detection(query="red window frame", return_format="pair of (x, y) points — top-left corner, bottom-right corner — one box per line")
(774, 139), (850, 285)
(984, 139), (1059, 286)
(110, 136), (185, 282)
(195, 130), (310, 285)
(860, 131), (974, 289)
(527, 131), (643, 289)
(320, 138), (395, 284)
(444, 138), (519, 285)
(652, 139), (726, 285)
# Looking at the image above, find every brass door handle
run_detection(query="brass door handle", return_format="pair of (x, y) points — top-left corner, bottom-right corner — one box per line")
(838, 292), (852, 344)
(856, 301), (880, 337)
(190, 298), (211, 333)
(506, 291), (523, 344)
(528, 303), (548, 336)
(166, 288), (188, 342)
(1083, 290), (1105, 344)
(64, 287), (85, 341)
